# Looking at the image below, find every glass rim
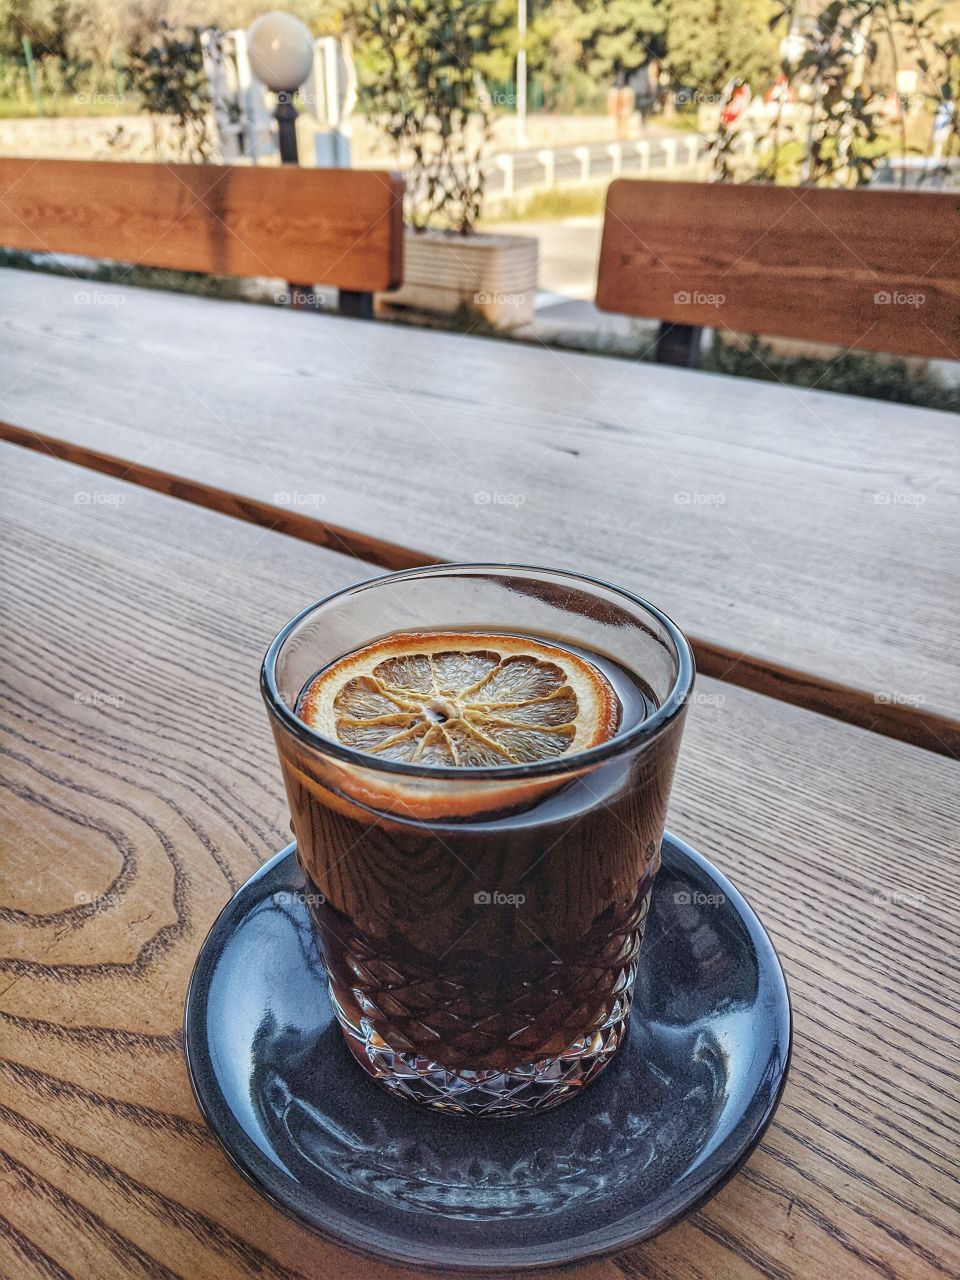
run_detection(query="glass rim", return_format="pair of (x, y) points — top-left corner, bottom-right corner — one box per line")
(260, 562), (695, 782)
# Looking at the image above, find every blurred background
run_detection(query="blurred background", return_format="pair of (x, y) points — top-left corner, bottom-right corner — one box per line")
(2, 0), (958, 409)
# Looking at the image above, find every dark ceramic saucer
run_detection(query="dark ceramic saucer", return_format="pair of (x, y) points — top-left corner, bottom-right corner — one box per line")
(184, 833), (791, 1272)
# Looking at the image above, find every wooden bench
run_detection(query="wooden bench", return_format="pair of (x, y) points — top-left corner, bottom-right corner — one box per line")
(596, 178), (960, 365)
(0, 157), (404, 318)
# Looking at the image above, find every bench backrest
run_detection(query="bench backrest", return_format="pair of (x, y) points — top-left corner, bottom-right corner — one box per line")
(0, 158), (404, 294)
(597, 179), (960, 361)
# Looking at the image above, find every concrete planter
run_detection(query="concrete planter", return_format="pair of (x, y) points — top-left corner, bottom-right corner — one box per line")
(379, 227), (538, 329)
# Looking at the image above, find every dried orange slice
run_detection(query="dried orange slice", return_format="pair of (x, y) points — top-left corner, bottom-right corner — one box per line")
(299, 632), (620, 769)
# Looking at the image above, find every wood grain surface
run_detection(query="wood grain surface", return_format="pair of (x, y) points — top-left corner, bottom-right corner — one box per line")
(1, 268), (958, 754)
(2, 441), (958, 1280)
(597, 179), (960, 361)
(0, 159), (404, 292)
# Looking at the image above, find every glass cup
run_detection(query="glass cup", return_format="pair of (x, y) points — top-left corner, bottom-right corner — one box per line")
(261, 564), (694, 1116)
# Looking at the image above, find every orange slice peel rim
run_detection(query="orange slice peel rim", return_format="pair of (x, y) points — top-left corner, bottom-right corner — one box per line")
(298, 631), (621, 771)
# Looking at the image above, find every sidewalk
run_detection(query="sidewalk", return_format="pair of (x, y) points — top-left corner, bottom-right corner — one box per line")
(480, 212), (656, 354)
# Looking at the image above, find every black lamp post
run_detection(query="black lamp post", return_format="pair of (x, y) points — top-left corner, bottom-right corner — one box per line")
(273, 89), (300, 165)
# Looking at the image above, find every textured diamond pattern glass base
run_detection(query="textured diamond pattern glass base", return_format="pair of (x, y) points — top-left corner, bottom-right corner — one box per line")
(331, 975), (636, 1116)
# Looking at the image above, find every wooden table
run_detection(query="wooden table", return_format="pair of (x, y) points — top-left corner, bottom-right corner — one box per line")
(2, 269), (959, 755)
(2, 277), (959, 1280)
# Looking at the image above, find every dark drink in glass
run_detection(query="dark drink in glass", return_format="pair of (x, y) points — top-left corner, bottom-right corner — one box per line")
(262, 566), (693, 1115)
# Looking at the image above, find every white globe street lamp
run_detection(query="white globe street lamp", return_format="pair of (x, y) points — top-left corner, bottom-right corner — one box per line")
(247, 12), (315, 163)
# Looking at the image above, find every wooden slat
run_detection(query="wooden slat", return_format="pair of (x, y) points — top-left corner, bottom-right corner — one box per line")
(597, 179), (960, 360)
(1, 442), (958, 1279)
(1, 267), (957, 755)
(0, 158), (404, 291)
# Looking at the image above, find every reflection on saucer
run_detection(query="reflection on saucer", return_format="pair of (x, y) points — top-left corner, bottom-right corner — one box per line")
(253, 1007), (728, 1219)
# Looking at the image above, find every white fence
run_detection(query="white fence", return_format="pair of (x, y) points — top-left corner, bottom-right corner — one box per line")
(485, 135), (705, 199)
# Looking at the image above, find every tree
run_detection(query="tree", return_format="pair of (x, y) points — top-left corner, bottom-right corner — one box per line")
(126, 20), (213, 161)
(662, 0), (779, 96)
(749, 0), (895, 187)
(570, 0), (665, 84)
(705, 0), (957, 188)
(898, 1), (960, 172)
(347, 0), (512, 233)
(0, 0), (342, 63)
(528, 0), (585, 88)
(0, 0), (80, 59)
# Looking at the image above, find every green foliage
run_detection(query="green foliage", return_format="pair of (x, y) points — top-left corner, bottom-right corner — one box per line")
(0, 51), (131, 115)
(348, 0), (511, 234)
(900, 2), (960, 168)
(569, 0), (664, 83)
(0, 0), (143, 62)
(527, 0), (588, 98)
(795, 1), (882, 185)
(125, 20), (212, 161)
(661, 0), (779, 97)
(749, 0), (948, 188)
(527, 0), (777, 102)
(0, 1), (343, 61)
(0, 1), (75, 60)
(706, 335), (960, 413)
